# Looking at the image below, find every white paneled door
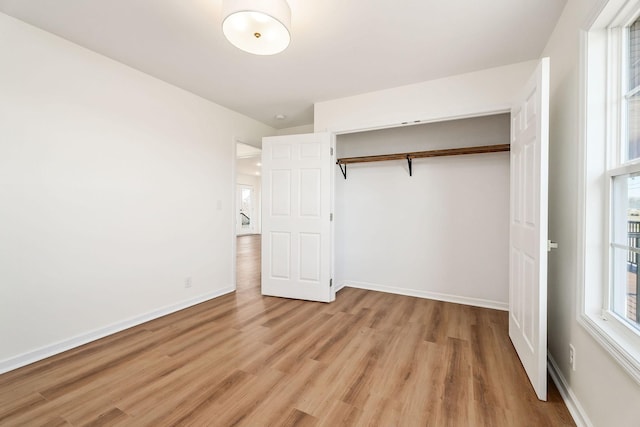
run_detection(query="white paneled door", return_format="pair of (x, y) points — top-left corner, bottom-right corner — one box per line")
(509, 58), (550, 401)
(261, 132), (334, 303)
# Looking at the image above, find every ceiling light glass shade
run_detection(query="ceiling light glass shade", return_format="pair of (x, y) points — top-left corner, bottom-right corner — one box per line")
(222, 0), (291, 55)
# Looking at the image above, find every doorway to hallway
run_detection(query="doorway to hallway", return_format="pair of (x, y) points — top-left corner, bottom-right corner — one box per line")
(236, 234), (261, 293)
(235, 142), (262, 236)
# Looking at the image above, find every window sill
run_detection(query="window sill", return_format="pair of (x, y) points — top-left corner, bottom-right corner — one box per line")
(578, 311), (640, 385)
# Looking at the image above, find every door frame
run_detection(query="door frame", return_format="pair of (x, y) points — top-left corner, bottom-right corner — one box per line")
(231, 137), (262, 290)
(231, 138), (238, 291)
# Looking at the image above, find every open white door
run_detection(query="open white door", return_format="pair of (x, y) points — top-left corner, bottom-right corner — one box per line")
(509, 58), (550, 401)
(261, 132), (334, 302)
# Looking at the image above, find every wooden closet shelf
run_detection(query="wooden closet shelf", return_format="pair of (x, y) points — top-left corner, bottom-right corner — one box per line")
(335, 143), (510, 179)
(336, 143), (510, 165)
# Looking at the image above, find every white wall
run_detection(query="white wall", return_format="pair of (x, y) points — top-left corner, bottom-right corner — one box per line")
(276, 124), (314, 136)
(236, 173), (261, 234)
(0, 13), (274, 371)
(335, 115), (510, 309)
(542, 1), (640, 426)
(314, 61), (537, 133)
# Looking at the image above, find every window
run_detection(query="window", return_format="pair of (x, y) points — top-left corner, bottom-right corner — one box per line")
(609, 16), (640, 333)
(581, 0), (640, 384)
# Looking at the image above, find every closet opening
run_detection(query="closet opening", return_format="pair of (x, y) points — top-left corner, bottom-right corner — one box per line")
(333, 113), (511, 311)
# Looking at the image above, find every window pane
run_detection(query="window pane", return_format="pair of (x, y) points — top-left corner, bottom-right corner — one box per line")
(612, 175), (633, 245)
(612, 245), (640, 328)
(612, 174), (640, 329)
(629, 18), (640, 90)
(628, 91), (640, 160)
(630, 18), (640, 90)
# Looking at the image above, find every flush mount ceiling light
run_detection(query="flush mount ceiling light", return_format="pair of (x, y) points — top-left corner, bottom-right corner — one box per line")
(221, 0), (291, 55)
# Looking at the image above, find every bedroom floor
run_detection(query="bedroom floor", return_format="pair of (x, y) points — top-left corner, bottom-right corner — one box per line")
(0, 234), (574, 426)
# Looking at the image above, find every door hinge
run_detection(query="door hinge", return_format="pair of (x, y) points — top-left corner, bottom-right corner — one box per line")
(330, 147), (334, 156)
(547, 240), (558, 252)
(330, 278), (333, 287)
(330, 213), (333, 221)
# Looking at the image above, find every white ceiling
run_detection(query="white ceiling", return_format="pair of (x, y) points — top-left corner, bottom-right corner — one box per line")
(0, 0), (566, 129)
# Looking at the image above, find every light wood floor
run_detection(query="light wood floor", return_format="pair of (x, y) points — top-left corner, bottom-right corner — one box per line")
(0, 235), (574, 426)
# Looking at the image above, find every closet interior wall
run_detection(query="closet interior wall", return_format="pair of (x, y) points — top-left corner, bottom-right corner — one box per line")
(334, 114), (511, 309)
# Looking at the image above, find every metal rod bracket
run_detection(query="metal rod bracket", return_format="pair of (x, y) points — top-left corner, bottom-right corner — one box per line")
(338, 162), (347, 179)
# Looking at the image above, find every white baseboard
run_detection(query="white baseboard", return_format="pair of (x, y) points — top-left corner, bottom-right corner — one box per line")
(0, 286), (235, 375)
(340, 281), (508, 311)
(547, 352), (593, 427)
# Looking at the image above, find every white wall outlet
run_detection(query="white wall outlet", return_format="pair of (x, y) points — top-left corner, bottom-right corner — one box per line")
(185, 277), (192, 288)
(569, 344), (576, 371)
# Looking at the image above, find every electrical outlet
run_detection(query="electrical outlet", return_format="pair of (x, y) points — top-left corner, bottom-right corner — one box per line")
(185, 277), (192, 288)
(569, 344), (576, 371)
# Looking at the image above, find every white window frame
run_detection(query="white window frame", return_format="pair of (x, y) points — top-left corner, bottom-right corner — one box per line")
(579, 0), (640, 384)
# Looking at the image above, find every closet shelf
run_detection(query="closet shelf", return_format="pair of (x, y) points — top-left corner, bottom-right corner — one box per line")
(336, 143), (510, 179)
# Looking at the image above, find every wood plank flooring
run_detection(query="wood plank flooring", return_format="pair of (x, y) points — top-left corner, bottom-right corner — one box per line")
(0, 235), (575, 426)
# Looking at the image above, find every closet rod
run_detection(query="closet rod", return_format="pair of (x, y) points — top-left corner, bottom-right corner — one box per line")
(336, 143), (510, 178)
(336, 143), (510, 165)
